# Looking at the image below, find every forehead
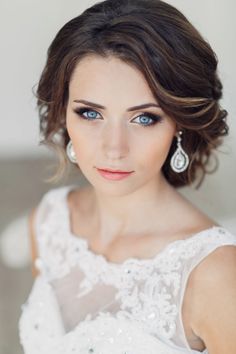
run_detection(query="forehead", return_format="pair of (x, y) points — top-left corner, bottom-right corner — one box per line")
(69, 55), (157, 103)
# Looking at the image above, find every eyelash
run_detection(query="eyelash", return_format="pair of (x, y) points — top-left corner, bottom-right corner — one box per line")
(73, 107), (163, 127)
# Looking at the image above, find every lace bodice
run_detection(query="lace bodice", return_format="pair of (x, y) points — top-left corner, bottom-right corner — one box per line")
(19, 185), (236, 354)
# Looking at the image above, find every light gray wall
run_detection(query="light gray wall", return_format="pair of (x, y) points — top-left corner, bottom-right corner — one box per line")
(0, 0), (95, 157)
(0, 0), (235, 221)
(1, 0), (235, 157)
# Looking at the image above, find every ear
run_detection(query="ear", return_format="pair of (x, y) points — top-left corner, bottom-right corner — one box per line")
(173, 123), (179, 139)
(174, 129), (179, 139)
(174, 126), (183, 138)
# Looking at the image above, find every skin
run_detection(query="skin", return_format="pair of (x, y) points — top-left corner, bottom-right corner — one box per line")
(66, 54), (215, 254)
(64, 54), (224, 352)
(29, 54), (236, 353)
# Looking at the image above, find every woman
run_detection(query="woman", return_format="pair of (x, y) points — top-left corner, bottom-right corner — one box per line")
(19, 0), (236, 353)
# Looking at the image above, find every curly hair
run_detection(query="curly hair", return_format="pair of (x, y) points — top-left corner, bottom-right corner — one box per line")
(36, 0), (228, 188)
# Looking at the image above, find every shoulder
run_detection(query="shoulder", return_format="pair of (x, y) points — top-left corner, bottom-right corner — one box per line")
(189, 240), (236, 353)
(28, 185), (75, 276)
(191, 242), (236, 288)
(40, 185), (74, 203)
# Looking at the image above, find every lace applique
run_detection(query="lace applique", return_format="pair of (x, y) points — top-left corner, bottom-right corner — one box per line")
(20, 281), (186, 354)
(34, 188), (236, 343)
(36, 202), (235, 341)
(115, 272), (180, 338)
(19, 187), (236, 354)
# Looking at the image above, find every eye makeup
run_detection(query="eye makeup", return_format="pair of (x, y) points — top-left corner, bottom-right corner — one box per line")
(73, 106), (163, 127)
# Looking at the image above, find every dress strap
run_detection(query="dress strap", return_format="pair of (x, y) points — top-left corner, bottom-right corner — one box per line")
(33, 185), (77, 273)
(34, 185), (76, 235)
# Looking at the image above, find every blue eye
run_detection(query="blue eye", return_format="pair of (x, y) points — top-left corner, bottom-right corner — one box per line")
(133, 114), (162, 127)
(74, 107), (162, 127)
(75, 108), (100, 120)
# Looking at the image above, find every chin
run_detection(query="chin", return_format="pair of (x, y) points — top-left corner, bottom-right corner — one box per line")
(91, 179), (138, 197)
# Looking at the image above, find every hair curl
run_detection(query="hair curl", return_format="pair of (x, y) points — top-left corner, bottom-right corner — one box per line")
(36, 0), (229, 188)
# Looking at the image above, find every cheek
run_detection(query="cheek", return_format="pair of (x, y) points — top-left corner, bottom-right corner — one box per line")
(139, 130), (174, 168)
(67, 126), (100, 165)
(66, 112), (94, 150)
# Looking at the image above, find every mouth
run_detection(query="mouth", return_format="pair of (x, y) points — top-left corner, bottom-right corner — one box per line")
(97, 167), (133, 173)
(95, 167), (134, 181)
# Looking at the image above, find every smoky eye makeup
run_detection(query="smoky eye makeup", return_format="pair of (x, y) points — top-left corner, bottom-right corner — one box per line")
(72, 106), (163, 127)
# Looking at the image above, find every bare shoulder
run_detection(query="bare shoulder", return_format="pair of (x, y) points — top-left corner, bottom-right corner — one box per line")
(28, 206), (39, 277)
(191, 244), (236, 287)
(189, 244), (236, 353)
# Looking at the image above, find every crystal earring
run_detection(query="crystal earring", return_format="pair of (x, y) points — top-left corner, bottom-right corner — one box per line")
(66, 140), (77, 163)
(170, 131), (189, 173)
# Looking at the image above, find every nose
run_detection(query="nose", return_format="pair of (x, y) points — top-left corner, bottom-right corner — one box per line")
(101, 120), (129, 160)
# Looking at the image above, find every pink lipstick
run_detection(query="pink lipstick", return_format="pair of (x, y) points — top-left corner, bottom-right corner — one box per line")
(96, 168), (134, 181)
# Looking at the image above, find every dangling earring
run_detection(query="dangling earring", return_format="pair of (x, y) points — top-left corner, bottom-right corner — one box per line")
(66, 140), (77, 163)
(170, 131), (189, 173)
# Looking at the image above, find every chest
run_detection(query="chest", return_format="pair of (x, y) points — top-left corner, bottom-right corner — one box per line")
(48, 238), (205, 353)
(61, 197), (206, 351)
(89, 232), (174, 264)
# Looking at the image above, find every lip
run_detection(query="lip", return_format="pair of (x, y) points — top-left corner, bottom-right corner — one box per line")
(96, 167), (134, 181)
(98, 167), (133, 173)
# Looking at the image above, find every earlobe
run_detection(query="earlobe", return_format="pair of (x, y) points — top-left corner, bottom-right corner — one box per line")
(174, 126), (180, 138)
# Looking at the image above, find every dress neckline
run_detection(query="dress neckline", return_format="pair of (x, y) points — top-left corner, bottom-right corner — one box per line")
(61, 184), (221, 268)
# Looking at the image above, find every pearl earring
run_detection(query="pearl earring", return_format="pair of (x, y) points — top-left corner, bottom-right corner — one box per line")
(170, 131), (189, 173)
(66, 140), (77, 163)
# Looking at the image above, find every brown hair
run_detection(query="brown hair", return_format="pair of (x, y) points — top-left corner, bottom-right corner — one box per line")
(37, 0), (228, 188)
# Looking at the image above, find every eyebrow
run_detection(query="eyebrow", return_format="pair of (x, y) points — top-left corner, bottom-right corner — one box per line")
(73, 99), (160, 111)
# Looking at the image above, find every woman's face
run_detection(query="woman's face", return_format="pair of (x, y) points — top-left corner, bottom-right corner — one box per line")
(66, 55), (177, 195)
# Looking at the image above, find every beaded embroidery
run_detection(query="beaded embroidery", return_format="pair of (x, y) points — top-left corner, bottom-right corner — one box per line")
(19, 186), (236, 354)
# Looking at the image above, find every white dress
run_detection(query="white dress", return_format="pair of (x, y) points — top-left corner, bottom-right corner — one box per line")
(19, 185), (236, 354)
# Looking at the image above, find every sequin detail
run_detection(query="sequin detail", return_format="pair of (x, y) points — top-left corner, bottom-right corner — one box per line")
(19, 186), (236, 354)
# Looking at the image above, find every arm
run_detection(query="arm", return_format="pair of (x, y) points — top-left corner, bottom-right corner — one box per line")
(28, 207), (39, 277)
(190, 245), (236, 354)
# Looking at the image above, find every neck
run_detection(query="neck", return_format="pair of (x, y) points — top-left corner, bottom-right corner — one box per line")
(90, 173), (176, 244)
